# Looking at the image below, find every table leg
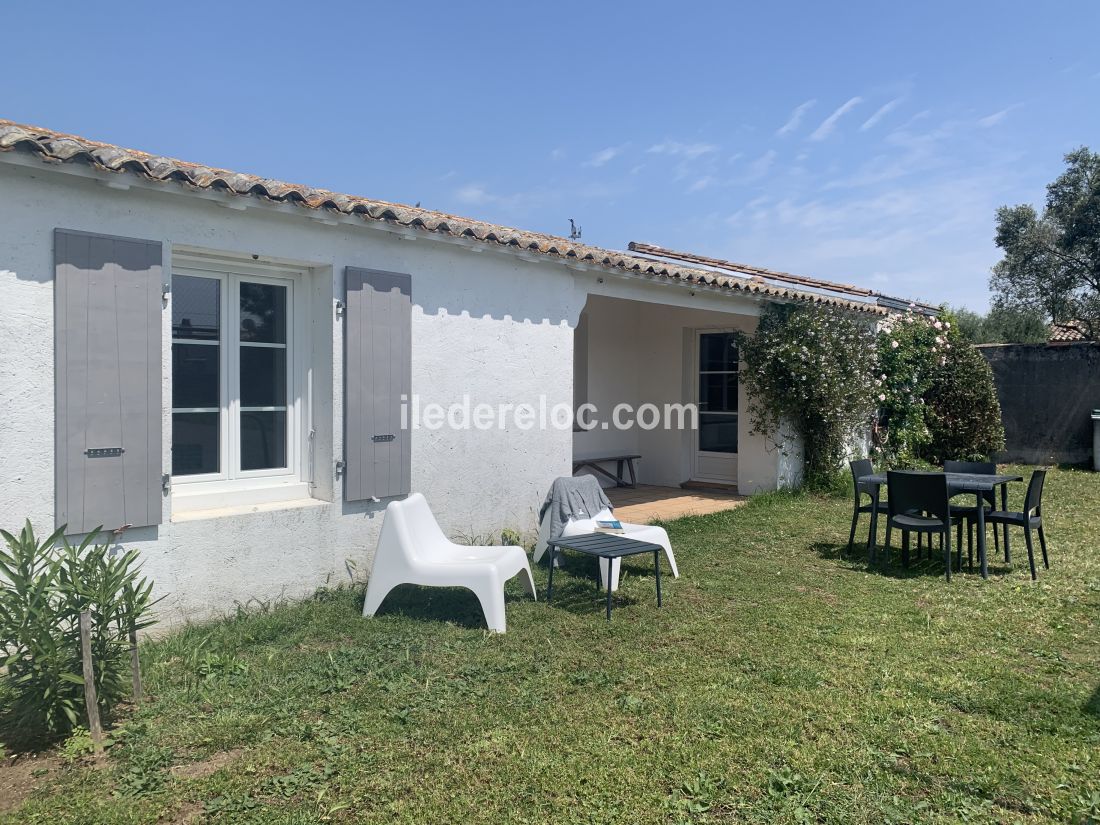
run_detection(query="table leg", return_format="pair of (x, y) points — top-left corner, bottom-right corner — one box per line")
(1000, 483), (1010, 563)
(977, 492), (989, 580)
(654, 549), (662, 607)
(547, 550), (555, 602)
(605, 557), (613, 621)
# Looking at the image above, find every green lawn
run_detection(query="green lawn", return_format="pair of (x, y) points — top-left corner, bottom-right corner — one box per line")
(3, 466), (1099, 824)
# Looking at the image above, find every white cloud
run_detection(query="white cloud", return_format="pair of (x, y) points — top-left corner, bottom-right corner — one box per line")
(688, 176), (715, 193)
(455, 183), (491, 205)
(776, 99), (816, 137)
(743, 149), (777, 181)
(809, 97), (864, 141)
(860, 97), (903, 131)
(549, 147), (566, 161)
(583, 146), (624, 167)
(647, 140), (719, 159)
(978, 106), (1019, 128)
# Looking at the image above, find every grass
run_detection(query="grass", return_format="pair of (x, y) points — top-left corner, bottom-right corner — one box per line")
(2, 465), (1099, 824)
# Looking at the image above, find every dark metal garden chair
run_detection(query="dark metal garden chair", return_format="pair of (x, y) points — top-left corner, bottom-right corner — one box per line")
(847, 459), (886, 557)
(944, 459), (1000, 566)
(985, 469), (1050, 580)
(884, 471), (954, 580)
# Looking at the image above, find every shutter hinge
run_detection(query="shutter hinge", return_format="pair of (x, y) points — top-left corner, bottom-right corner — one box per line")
(335, 460), (346, 477)
(162, 474), (171, 493)
(335, 300), (345, 318)
(162, 282), (171, 307)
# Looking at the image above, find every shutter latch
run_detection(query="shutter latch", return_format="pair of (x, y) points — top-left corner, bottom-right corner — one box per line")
(85, 447), (124, 458)
(162, 474), (171, 493)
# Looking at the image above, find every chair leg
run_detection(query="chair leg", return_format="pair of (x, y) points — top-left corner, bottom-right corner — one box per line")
(518, 563), (538, 601)
(847, 510), (859, 556)
(993, 521), (1001, 559)
(472, 583), (509, 633)
(1037, 523), (1050, 569)
(866, 508), (878, 556)
(902, 531), (910, 567)
(1023, 526), (1037, 581)
(599, 557), (622, 592)
(943, 527), (952, 581)
(362, 576), (398, 618)
(955, 519), (963, 555)
(882, 523), (892, 565)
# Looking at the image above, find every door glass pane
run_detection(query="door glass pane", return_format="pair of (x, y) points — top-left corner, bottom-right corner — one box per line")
(240, 411), (287, 471)
(699, 373), (739, 413)
(700, 333), (738, 371)
(699, 414), (738, 453)
(172, 412), (220, 475)
(172, 275), (220, 340)
(240, 282), (287, 343)
(173, 344), (220, 408)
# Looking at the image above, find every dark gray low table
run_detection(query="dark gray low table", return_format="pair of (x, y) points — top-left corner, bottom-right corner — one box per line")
(864, 471), (1023, 579)
(545, 532), (663, 620)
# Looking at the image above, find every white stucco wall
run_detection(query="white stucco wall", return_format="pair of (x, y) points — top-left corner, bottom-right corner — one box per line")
(0, 161), (585, 623)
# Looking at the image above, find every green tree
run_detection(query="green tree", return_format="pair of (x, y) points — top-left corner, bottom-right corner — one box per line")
(950, 305), (1048, 344)
(991, 147), (1100, 340)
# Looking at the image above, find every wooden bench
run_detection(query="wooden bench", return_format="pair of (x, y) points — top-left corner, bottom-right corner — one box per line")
(573, 454), (641, 488)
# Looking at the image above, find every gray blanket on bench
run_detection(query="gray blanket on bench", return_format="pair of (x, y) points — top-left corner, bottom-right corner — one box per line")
(539, 475), (612, 542)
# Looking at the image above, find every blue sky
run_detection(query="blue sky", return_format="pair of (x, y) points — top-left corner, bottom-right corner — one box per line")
(4, 1), (1098, 310)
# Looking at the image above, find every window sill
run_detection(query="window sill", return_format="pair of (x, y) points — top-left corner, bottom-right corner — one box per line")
(171, 480), (319, 521)
(171, 496), (327, 523)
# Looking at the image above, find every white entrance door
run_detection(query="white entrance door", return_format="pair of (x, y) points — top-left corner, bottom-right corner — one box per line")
(692, 330), (739, 484)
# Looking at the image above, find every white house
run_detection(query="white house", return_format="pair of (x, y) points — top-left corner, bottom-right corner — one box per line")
(0, 119), (886, 622)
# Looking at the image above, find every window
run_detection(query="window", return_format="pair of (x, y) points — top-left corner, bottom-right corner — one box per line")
(171, 263), (303, 502)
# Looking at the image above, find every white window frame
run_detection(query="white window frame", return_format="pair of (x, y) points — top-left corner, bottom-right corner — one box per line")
(170, 257), (311, 513)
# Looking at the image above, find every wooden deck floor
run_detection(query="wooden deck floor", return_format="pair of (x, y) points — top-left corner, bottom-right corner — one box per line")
(606, 484), (746, 523)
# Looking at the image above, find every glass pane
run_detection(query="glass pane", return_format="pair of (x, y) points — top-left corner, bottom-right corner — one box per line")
(172, 275), (220, 340)
(700, 333), (738, 372)
(240, 282), (287, 343)
(240, 347), (287, 408)
(699, 414), (738, 453)
(699, 373), (738, 413)
(240, 411), (287, 471)
(172, 412), (220, 475)
(172, 343), (220, 408)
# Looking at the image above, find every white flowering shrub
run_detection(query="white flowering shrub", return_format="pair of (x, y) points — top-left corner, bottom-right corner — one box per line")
(737, 304), (878, 490)
(874, 309), (946, 464)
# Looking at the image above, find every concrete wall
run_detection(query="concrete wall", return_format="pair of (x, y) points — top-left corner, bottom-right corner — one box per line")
(979, 342), (1100, 465)
(0, 161), (583, 623)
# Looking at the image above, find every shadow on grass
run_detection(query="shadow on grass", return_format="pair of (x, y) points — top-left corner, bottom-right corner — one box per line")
(536, 553), (651, 617)
(811, 540), (1015, 580)
(1085, 684), (1100, 718)
(366, 581), (534, 632)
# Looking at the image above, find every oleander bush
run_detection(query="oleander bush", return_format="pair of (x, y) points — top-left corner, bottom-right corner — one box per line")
(0, 522), (158, 741)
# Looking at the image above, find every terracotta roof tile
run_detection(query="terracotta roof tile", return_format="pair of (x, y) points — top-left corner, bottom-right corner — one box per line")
(0, 119), (886, 316)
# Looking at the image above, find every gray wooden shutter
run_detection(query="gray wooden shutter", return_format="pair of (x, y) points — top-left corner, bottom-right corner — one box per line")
(55, 229), (163, 533)
(344, 267), (412, 501)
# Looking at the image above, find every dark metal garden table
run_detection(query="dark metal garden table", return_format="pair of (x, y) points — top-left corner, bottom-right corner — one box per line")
(545, 532), (663, 620)
(864, 471), (1024, 579)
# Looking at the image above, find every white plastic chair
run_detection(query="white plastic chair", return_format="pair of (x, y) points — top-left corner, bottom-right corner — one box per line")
(363, 493), (536, 633)
(534, 506), (678, 592)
